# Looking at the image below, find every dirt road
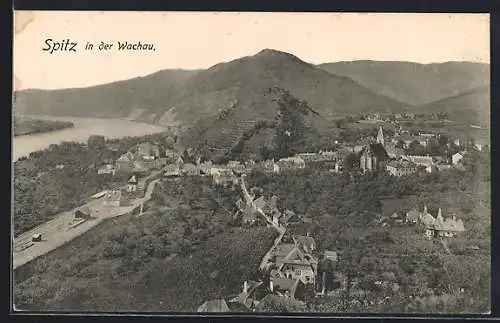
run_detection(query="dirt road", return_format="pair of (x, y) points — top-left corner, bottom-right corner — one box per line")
(13, 175), (160, 269)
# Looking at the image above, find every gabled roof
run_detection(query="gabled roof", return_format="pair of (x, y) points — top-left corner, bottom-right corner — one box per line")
(117, 152), (134, 162)
(421, 213), (436, 227)
(272, 277), (301, 295)
(128, 175), (137, 183)
(294, 235), (316, 249)
(253, 196), (268, 211)
(273, 243), (296, 259)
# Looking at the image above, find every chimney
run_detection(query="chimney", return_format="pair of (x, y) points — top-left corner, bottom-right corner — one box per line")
(243, 280), (248, 294)
(269, 280), (274, 292)
(423, 204), (428, 214)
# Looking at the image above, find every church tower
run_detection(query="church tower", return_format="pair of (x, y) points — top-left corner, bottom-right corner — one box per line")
(376, 126), (385, 146)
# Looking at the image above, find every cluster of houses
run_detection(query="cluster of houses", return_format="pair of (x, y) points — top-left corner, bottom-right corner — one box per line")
(198, 239), (342, 312)
(198, 187), (343, 312)
(359, 126), (484, 177)
(405, 205), (466, 239)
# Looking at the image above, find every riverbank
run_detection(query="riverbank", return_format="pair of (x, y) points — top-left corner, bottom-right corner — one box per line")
(13, 116), (74, 137)
(13, 115), (167, 161)
(13, 131), (173, 236)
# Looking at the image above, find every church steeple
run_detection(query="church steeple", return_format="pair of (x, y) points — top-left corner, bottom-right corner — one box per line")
(377, 126), (385, 146)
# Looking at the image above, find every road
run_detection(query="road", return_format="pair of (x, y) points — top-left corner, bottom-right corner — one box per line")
(239, 175), (286, 270)
(13, 174), (160, 270)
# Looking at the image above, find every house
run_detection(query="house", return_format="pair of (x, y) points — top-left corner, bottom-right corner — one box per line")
(242, 206), (258, 225)
(213, 169), (237, 185)
(228, 161), (247, 175)
(229, 280), (270, 310)
(293, 235), (316, 253)
(127, 175), (138, 192)
(452, 152), (465, 165)
(97, 164), (116, 175)
(420, 211), (436, 229)
(164, 148), (179, 160)
(116, 152), (135, 171)
(103, 189), (123, 207)
(428, 209), (466, 238)
(406, 209), (421, 224)
(136, 142), (161, 160)
(269, 277), (308, 301)
(75, 206), (92, 219)
(277, 156), (306, 170)
(392, 135), (430, 148)
(385, 142), (405, 159)
(253, 196), (269, 213)
(199, 161), (213, 175)
(175, 156), (184, 167)
(272, 211), (282, 226)
(386, 160), (419, 177)
(197, 299), (230, 312)
(280, 210), (301, 226)
(273, 244), (317, 285)
(402, 155), (434, 173)
(153, 158), (168, 169)
(182, 163), (200, 176)
(164, 164), (180, 177)
(453, 138), (462, 147)
(360, 143), (389, 173)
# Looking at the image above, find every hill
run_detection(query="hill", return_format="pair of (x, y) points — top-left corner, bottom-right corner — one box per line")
(318, 60), (490, 106)
(13, 69), (200, 125)
(415, 85), (490, 127)
(179, 86), (342, 161)
(14, 49), (408, 127)
(164, 49), (408, 125)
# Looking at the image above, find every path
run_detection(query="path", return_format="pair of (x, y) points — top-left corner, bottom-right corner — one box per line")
(13, 172), (161, 269)
(239, 175), (286, 270)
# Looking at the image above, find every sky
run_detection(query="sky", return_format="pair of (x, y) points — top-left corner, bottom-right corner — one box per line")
(13, 11), (490, 90)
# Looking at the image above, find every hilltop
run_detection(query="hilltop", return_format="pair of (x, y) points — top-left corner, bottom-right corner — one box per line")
(318, 60), (490, 106)
(14, 49), (408, 127)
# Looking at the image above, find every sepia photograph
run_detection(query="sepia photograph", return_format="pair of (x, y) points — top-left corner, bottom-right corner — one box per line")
(12, 11), (490, 314)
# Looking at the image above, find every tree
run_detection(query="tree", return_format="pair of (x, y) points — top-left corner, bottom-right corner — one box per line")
(87, 135), (105, 149)
(344, 153), (360, 172)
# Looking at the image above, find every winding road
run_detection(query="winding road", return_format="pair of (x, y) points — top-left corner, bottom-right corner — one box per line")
(239, 175), (286, 270)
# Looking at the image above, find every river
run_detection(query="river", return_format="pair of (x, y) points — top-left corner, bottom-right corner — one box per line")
(13, 115), (167, 161)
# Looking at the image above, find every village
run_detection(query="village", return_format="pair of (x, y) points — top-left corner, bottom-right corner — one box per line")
(13, 112), (488, 311)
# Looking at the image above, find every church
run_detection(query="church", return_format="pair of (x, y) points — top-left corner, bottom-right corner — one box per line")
(359, 126), (390, 173)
